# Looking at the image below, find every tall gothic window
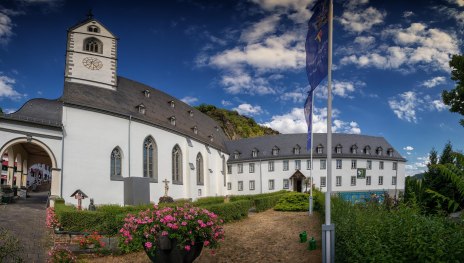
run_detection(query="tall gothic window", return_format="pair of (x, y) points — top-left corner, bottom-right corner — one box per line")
(110, 147), (122, 178)
(143, 136), (158, 181)
(196, 153), (204, 185)
(172, 145), (183, 184)
(84, 37), (103, 54)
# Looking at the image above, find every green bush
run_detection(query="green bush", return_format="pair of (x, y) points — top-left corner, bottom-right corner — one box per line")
(274, 192), (310, 211)
(333, 198), (464, 262)
(0, 227), (23, 262)
(254, 193), (288, 212)
(200, 200), (253, 222)
(193, 196), (225, 206)
(229, 190), (288, 203)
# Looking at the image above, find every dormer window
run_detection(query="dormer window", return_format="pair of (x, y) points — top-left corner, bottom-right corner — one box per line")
(364, 146), (371, 155)
(335, 144), (342, 154)
(169, 116), (176, 126)
(293, 145), (301, 155)
(137, 104), (146, 115)
(169, 100), (175, 108)
(188, 110), (194, 117)
(252, 149), (258, 158)
(316, 145), (324, 154)
(83, 37), (103, 54)
(272, 146), (279, 156)
(387, 148), (394, 157)
(233, 151), (240, 159)
(143, 89), (151, 98)
(376, 147), (383, 156)
(192, 126), (198, 134)
(87, 25), (100, 33)
(351, 145), (358, 154)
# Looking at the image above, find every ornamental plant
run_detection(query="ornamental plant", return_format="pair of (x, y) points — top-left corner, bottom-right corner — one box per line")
(46, 207), (60, 229)
(119, 204), (225, 256)
(47, 244), (76, 263)
(78, 231), (105, 249)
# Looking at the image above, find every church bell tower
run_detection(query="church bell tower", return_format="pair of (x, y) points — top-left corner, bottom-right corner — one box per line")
(64, 12), (117, 90)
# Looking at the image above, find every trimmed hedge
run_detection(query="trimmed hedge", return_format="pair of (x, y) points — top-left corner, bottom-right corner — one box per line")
(200, 200), (253, 223)
(274, 192), (309, 211)
(193, 196), (225, 206)
(254, 193), (289, 212)
(333, 198), (464, 262)
(229, 190), (288, 203)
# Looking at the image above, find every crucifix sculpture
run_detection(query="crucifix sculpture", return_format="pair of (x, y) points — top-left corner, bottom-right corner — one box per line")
(163, 179), (170, 197)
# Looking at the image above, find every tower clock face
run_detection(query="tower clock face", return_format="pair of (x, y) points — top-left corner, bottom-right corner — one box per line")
(82, 57), (103, 70)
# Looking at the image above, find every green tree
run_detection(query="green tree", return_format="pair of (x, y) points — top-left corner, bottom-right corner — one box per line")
(442, 54), (464, 126)
(0, 107), (3, 114)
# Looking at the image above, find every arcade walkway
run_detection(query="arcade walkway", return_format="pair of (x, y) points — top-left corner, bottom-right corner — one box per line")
(0, 190), (49, 262)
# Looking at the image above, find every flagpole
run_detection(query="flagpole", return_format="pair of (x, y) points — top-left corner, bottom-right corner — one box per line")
(323, 0), (334, 262)
(309, 94), (314, 215)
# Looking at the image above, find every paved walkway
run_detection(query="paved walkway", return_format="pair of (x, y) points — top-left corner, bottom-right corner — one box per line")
(0, 190), (50, 263)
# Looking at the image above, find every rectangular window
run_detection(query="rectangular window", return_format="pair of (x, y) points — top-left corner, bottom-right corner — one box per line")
(379, 176), (383, 185)
(238, 163), (243, 174)
(336, 159), (342, 169)
(306, 160), (311, 170)
(366, 176), (371, 185)
(283, 179), (289, 189)
(336, 176), (342, 186)
(227, 165), (232, 174)
(367, 160), (372, 170)
(249, 163), (255, 173)
(317, 147), (323, 154)
(336, 147), (342, 154)
(351, 160), (357, 169)
(392, 176), (397, 185)
(320, 159), (326, 170)
(249, 180), (255, 190)
(227, 182), (232, 190)
(295, 160), (301, 170)
(351, 176), (356, 186)
(379, 161), (384, 170)
(268, 161), (274, 172)
(320, 177), (326, 187)
(238, 181), (243, 191)
(268, 179), (275, 190)
(283, 160), (289, 171)
(393, 162), (398, 170)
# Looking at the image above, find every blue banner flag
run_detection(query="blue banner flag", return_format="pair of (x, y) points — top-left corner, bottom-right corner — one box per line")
(305, 0), (329, 91)
(304, 90), (314, 151)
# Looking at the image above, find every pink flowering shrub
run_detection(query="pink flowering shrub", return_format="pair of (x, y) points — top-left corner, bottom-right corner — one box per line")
(119, 204), (224, 255)
(46, 207), (60, 229)
(47, 244), (76, 263)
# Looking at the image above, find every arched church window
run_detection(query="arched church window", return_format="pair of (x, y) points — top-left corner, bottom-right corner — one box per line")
(221, 155), (226, 186)
(172, 145), (183, 184)
(110, 147), (122, 178)
(143, 136), (158, 181)
(87, 25), (100, 33)
(84, 37), (103, 54)
(196, 153), (204, 185)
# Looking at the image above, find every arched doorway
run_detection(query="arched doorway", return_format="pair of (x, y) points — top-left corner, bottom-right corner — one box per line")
(0, 137), (60, 202)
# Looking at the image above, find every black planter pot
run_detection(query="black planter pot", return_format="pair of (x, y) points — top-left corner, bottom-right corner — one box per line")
(144, 236), (204, 263)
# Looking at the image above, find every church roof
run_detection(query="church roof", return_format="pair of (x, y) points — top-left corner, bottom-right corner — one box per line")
(1, 98), (63, 128)
(225, 133), (406, 162)
(61, 77), (229, 152)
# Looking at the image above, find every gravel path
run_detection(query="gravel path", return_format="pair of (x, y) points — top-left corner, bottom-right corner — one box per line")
(86, 209), (322, 263)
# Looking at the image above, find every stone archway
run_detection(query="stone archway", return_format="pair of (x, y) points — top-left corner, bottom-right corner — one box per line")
(289, 170), (306, 193)
(0, 137), (60, 198)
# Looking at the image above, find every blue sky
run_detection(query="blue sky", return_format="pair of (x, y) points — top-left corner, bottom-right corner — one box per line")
(0, 0), (463, 176)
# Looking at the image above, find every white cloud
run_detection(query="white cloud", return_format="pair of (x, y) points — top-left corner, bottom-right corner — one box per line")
(339, 5), (386, 33)
(250, 0), (312, 23)
(0, 12), (13, 44)
(260, 107), (361, 134)
(388, 91), (448, 123)
(421, 76), (446, 88)
(3, 108), (16, 114)
(232, 103), (263, 116)
(454, 0), (464, 6)
(405, 155), (429, 176)
(354, 36), (375, 47)
(315, 80), (359, 99)
(403, 11), (414, 18)
(403, 146), (414, 151)
(220, 70), (276, 95)
(280, 88), (306, 103)
(0, 75), (24, 100)
(221, 100), (232, 106)
(240, 15), (280, 44)
(180, 96), (198, 105)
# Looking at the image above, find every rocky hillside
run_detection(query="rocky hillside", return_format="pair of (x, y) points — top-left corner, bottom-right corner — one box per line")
(195, 104), (279, 140)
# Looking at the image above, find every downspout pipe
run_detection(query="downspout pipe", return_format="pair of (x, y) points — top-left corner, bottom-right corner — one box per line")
(128, 115), (132, 177)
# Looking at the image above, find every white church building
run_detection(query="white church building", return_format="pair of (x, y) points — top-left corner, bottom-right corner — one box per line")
(0, 16), (406, 207)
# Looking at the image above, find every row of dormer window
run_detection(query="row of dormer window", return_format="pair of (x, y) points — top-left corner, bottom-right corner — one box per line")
(233, 144), (394, 159)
